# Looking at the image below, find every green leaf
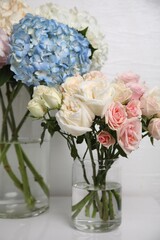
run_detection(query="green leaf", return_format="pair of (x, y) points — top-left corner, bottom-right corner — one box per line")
(76, 135), (84, 144)
(40, 117), (60, 142)
(40, 122), (47, 145)
(150, 137), (154, 145)
(78, 27), (88, 37)
(46, 117), (60, 136)
(78, 27), (97, 60)
(89, 44), (97, 59)
(71, 145), (79, 160)
(0, 65), (14, 86)
(116, 145), (127, 158)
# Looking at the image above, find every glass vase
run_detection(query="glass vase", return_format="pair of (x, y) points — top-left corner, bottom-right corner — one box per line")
(0, 82), (50, 218)
(71, 158), (121, 232)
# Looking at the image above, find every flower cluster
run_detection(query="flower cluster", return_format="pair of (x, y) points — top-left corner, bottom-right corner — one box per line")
(10, 13), (91, 86)
(28, 71), (160, 158)
(36, 2), (108, 70)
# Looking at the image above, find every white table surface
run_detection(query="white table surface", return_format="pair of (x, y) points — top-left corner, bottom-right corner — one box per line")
(0, 195), (160, 240)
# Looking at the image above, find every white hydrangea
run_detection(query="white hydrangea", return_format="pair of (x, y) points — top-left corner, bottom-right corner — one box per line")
(36, 3), (108, 70)
(36, 2), (70, 25)
(0, 0), (33, 34)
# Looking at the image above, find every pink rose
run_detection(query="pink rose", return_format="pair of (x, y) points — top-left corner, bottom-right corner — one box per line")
(117, 72), (146, 100)
(126, 82), (146, 100)
(0, 28), (10, 69)
(117, 117), (142, 154)
(105, 102), (127, 130)
(97, 131), (115, 148)
(117, 72), (140, 84)
(126, 100), (142, 118)
(148, 118), (160, 140)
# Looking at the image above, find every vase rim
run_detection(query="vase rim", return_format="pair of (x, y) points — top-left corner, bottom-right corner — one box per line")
(76, 158), (118, 162)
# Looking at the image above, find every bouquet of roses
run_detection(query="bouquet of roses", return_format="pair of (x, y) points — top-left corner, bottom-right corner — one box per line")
(28, 70), (160, 225)
(0, 0), (107, 216)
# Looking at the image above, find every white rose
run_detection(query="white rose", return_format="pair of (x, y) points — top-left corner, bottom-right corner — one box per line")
(43, 88), (62, 109)
(33, 85), (62, 110)
(75, 71), (112, 117)
(27, 98), (47, 118)
(56, 95), (95, 136)
(111, 80), (132, 104)
(33, 85), (50, 98)
(148, 118), (160, 140)
(140, 87), (160, 117)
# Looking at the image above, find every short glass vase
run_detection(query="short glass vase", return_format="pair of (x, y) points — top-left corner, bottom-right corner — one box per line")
(0, 83), (50, 218)
(71, 158), (122, 232)
(0, 139), (50, 218)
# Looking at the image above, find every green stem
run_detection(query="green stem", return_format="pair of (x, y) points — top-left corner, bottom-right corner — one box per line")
(72, 191), (94, 218)
(6, 83), (17, 134)
(111, 189), (121, 210)
(79, 159), (90, 184)
(21, 147), (49, 197)
(0, 89), (9, 141)
(0, 144), (11, 165)
(10, 110), (30, 141)
(85, 133), (96, 183)
(108, 190), (114, 220)
(94, 192), (103, 218)
(82, 146), (88, 160)
(14, 144), (36, 208)
(0, 144), (23, 192)
(1, 82), (23, 141)
(92, 199), (98, 218)
(85, 196), (93, 217)
(102, 191), (108, 221)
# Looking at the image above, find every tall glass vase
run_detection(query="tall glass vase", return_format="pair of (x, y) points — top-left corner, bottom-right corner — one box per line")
(0, 82), (50, 218)
(71, 158), (121, 232)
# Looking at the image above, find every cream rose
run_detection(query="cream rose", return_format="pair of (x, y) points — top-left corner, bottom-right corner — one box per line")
(83, 71), (107, 81)
(0, 0), (33, 34)
(140, 87), (160, 117)
(27, 98), (47, 118)
(61, 75), (83, 95)
(111, 81), (132, 104)
(56, 95), (95, 136)
(0, 28), (10, 68)
(75, 71), (112, 117)
(117, 117), (142, 154)
(148, 118), (160, 140)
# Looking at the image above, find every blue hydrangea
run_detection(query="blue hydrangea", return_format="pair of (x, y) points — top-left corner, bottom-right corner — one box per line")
(9, 14), (91, 86)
